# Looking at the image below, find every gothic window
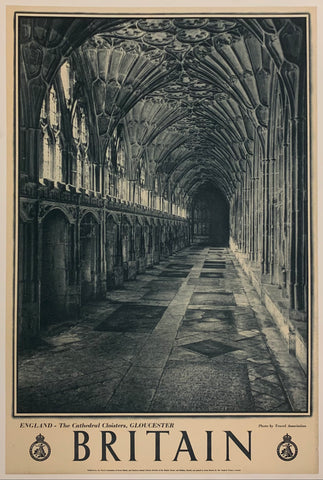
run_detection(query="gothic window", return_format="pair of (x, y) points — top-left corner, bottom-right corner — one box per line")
(105, 143), (115, 196)
(60, 60), (73, 108)
(72, 103), (90, 190)
(115, 124), (125, 174)
(40, 85), (63, 182)
(117, 138), (125, 174)
(49, 86), (59, 128)
(72, 109), (79, 140)
(80, 111), (88, 145)
(140, 167), (146, 186)
(105, 143), (112, 164)
(137, 158), (145, 186)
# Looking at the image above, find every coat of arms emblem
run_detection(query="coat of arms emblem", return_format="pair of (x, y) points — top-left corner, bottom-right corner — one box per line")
(29, 433), (51, 461)
(277, 433), (298, 461)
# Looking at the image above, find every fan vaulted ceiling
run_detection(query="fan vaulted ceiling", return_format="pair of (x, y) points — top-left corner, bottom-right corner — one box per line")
(20, 15), (305, 201)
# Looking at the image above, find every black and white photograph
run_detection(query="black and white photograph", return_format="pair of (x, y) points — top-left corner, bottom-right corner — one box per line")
(15, 12), (311, 417)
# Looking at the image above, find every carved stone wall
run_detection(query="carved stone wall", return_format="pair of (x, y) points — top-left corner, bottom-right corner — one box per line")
(18, 185), (189, 347)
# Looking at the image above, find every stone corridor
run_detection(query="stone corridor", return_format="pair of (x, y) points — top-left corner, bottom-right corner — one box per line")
(17, 245), (307, 414)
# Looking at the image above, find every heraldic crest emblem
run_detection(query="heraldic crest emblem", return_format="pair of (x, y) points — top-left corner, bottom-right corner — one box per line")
(29, 433), (51, 461)
(277, 433), (298, 461)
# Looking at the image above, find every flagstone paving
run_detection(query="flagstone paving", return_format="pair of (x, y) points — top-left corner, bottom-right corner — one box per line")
(17, 246), (307, 414)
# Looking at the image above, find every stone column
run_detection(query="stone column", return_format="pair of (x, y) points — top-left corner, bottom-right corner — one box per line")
(294, 116), (307, 312)
(262, 158), (271, 275)
(289, 117), (300, 310)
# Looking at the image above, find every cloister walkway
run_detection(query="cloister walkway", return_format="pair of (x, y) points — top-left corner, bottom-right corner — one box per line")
(18, 245), (307, 414)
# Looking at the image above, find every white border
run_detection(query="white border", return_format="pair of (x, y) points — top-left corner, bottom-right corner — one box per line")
(1, 1), (322, 479)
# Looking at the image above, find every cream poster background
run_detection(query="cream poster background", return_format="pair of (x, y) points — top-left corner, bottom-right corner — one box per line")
(0, 0), (322, 478)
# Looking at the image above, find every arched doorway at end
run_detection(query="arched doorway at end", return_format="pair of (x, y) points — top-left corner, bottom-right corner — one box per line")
(191, 184), (229, 247)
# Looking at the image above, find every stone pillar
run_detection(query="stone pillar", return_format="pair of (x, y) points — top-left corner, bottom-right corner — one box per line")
(289, 117), (300, 310)
(262, 158), (271, 275)
(17, 205), (40, 348)
(294, 116), (307, 312)
(268, 157), (277, 283)
(281, 138), (290, 298)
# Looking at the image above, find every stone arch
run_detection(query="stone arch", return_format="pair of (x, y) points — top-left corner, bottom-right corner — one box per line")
(40, 205), (76, 225)
(80, 208), (101, 225)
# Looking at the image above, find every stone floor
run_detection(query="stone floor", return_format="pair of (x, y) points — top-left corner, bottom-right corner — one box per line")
(17, 246), (308, 414)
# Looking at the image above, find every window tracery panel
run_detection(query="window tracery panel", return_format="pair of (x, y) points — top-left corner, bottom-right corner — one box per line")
(40, 85), (63, 183)
(72, 103), (90, 190)
(60, 60), (74, 108)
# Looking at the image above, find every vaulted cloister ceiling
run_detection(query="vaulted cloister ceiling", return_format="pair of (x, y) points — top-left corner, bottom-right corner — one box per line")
(20, 16), (305, 201)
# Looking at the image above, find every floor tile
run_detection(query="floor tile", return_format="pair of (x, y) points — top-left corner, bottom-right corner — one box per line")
(182, 339), (241, 358)
(94, 304), (167, 332)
